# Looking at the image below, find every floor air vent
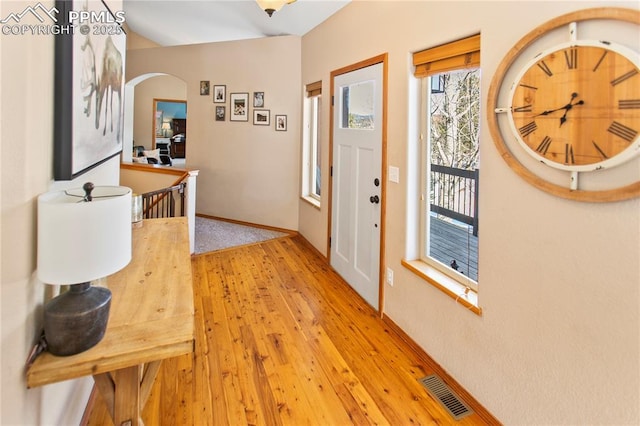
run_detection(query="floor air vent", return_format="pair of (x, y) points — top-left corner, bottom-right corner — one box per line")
(419, 374), (474, 420)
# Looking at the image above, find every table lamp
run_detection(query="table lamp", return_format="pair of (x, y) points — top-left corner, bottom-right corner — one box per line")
(37, 183), (132, 356)
(161, 121), (171, 137)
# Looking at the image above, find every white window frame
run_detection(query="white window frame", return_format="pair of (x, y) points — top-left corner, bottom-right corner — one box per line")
(403, 35), (482, 315)
(302, 90), (321, 207)
(419, 76), (478, 292)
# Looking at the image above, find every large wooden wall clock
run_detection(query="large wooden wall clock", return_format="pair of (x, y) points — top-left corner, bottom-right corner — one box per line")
(487, 8), (640, 202)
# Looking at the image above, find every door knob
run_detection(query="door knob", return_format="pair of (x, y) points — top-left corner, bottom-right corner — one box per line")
(369, 195), (380, 204)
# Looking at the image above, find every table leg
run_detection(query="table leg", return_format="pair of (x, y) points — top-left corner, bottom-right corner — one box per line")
(113, 365), (143, 426)
(93, 373), (115, 418)
(140, 360), (162, 407)
(93, 361), (164, 425)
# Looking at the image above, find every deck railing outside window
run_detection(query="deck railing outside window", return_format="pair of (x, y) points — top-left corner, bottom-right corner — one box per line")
(430, 164), (479, 236)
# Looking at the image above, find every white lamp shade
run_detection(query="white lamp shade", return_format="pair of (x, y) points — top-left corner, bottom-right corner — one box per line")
(37, 186), (132, 285)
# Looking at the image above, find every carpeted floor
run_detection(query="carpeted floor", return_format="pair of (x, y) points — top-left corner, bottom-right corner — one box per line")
(194, 216), (288, 255)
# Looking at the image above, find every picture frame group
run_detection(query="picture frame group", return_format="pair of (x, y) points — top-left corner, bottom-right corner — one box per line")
(203, 85), (287, 131)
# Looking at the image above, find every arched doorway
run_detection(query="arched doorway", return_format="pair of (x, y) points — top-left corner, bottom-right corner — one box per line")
(122, 73), (187, 164)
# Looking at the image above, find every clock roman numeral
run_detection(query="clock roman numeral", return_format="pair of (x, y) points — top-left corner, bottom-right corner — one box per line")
(611, 69), (639, 86)
(518, 83), (538, 90)
(513, 105), (532, 113)
(619, 99), (640, 109)
(537, 61), (553, 77)
(592, 50), (608, 72)
(564, 48), (578, 69)
(592, 142), (608, 160)
(519, 121), (537, 138)
(536, 136), (552, 155)
(565, 144), (575, 165)
(607, 121), (638, 142)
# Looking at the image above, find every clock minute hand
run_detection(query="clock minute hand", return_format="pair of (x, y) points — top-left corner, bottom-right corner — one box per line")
(536, 93), (580, 117)
(536, 104), (571, 116)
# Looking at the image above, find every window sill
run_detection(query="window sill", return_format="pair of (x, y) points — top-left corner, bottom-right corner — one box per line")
(300, 195), (321, 210)
(401, 259), (482, 316)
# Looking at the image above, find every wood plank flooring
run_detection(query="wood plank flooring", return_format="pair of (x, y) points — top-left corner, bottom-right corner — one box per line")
(85, 235), (499, 425)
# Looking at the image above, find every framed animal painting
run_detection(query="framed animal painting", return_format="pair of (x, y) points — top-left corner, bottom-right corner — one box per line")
(54, 0), (126, 180)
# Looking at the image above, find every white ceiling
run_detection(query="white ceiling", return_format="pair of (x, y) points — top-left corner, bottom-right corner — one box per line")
(123, 0), (351, 47)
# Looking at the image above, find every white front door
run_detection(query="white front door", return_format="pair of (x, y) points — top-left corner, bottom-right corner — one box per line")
(331, 62), (383, 309)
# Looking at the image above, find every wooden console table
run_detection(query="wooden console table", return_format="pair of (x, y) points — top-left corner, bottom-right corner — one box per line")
(27, 217), (194, 426)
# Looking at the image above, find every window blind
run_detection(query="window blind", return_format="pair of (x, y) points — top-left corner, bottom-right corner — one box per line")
(413, 34), (480, 78)
(306, 81), (322, 97)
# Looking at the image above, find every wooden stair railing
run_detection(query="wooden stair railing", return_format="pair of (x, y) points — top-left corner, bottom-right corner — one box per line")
(141, 176), (188, 219)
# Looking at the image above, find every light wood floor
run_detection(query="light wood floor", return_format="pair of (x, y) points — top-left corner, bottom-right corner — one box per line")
(85, 235), (499, 425)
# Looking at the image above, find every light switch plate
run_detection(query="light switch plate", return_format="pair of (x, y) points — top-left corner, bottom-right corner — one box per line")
(389, 166), (399, 183)
(386, 267), (394, 286)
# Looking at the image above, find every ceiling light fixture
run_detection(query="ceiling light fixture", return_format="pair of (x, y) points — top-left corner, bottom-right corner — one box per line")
(256, 0), (297, 17)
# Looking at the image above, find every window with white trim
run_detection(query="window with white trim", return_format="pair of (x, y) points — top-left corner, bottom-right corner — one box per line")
(404, 35), (482, 313)
(302, 81), (322, 206)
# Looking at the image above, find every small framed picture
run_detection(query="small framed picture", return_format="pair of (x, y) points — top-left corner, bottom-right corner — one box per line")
(253, 92), (264, 107)
(216, 106), (226, 121)
(213, 85), (226, 103)
(230, 93), (249, 121)
(275, 115), (287, 131)
(200, 81), (210, 96)
(253, 109), (270, 126)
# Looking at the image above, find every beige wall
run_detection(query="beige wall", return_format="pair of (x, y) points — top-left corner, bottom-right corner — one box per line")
(1, 1), (123, 424)
(301, 1), (640, 424)
(126, 36), (301, 230)
(126, 27), (161, 51)
(120, 167), (183, 195)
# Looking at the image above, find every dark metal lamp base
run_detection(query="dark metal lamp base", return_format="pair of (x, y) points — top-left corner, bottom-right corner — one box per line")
(43, 282), (112, 356)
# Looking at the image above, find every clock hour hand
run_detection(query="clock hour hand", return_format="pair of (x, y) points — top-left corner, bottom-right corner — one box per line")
(558, 93), (584, 127)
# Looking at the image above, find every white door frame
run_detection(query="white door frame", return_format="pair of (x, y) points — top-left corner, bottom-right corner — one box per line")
(327, 54), (388, 314)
